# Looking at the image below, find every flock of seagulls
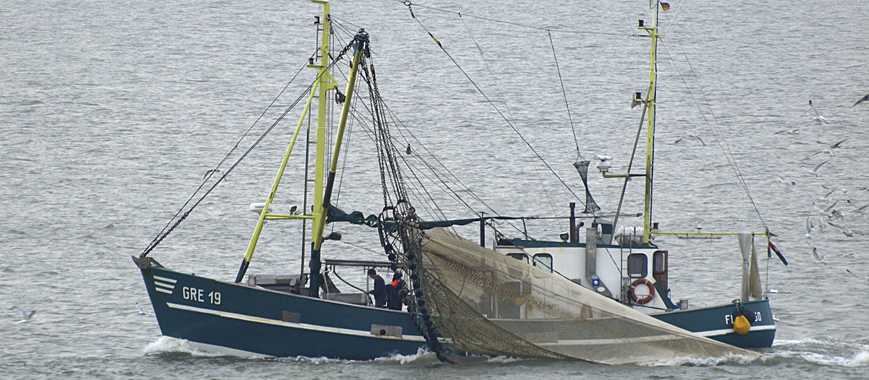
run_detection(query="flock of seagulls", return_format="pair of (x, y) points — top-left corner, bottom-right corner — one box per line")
(784, 96), (869, 275)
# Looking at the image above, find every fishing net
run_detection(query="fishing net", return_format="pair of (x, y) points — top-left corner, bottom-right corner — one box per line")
(360, 37), (755, 364)
(403, 226), (758, 364)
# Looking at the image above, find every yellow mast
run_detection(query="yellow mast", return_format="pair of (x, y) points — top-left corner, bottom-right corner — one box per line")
(235, 1), (367, 287)
(638, 15), (660, 245)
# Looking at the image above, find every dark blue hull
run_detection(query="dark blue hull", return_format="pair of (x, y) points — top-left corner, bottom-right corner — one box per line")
(136, 261), (426, 359)
(137, 259), (773, 358)
(651, 299), (776, 349)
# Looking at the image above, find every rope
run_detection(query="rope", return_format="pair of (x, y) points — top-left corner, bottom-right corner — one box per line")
(403, 2), (587, 208)
(659, 38), (769, 232)
(142, 61), (308, 254)
(140, 38), (359, 258)
(331, 268), (368, 293)
(395, 0), (627, 37)
(547, 30), (583, 161)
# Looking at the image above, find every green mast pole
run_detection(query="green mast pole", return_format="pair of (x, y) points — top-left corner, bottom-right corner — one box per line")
(639, 5), (662, 245)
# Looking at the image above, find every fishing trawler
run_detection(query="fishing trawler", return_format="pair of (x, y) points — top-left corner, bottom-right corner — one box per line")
(134, 0), (782, 363)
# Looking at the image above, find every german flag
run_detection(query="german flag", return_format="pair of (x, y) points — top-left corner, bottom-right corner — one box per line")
(661, 2), (670, 11)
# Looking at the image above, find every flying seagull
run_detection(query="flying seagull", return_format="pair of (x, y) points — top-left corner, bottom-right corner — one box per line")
(812, 248), (828, 265)
(806, 161), (827, 177)
(11, 306), (35, 322)
(847, 200), (868, 215)
(807, 100), (829, 124)
(828, 221), (864, 237)
(136, 302), (148, 315)
(674, 133), (706, 146)
(805, 216), (817, 242)
(203, 169), (224, 180)
(826, 139), (847, 149)
(853, 93), (869, 107)
(778, 176), (795, 186)
(774, 128), (799, 135)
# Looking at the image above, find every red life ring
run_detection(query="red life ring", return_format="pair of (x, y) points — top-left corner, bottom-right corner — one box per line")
(630, 278), (656, 304)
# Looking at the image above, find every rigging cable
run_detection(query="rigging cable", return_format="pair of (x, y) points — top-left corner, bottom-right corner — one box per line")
(395, 0), (626, 37)
(658, 38), (769, 232)
(142, 61), (309, 254)
(403, 2), (587, 209)
(547, 30), (583, 161)
(140, 38), (360, 258)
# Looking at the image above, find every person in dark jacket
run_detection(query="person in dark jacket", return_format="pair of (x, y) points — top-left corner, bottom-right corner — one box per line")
(386, 273), (407, 311)
(364, 268), (387, 308)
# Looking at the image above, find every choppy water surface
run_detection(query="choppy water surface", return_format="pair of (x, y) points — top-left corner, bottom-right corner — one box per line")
(2, 0), (868, 378)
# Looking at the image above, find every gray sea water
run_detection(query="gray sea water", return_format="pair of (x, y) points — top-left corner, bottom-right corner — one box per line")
(3, 0), (869, 378)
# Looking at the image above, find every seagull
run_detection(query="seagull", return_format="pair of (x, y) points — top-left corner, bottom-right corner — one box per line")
(847, 200), (868, 215)
(824, 200), (840, 216)
(812, 248), (828, 265)
(846, 269), (869, 281)
(825, 139), (847, 149)
(853, 93), (869, 107)
(812, 149), (836, 157)
(817, 189), (837, 201)
(806, 216), (817, 242)
(827, 221), (864, 237)
(806, 161), (827, 177)
(136, 302), (148, 315)
(11, 306), (35, 322)
(778, 176), (796, 186)
(774, 128), (800, 135)
(674, 133), (706, 146)
(203, 169), (224, 180)
(807, 100), (830, 124)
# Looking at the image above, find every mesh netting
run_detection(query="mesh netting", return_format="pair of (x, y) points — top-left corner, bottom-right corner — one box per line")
(412, 227), (758, 364)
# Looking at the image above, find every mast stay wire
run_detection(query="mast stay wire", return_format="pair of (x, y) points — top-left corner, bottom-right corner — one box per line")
(403, 2), (588, 209)
(547, 30), (583, 161)
(324, 29), (528, 236)
(657, 38), (769, 232)
(140, 38), (360, 258)
(396, 0), (626, 37)
(142, 62), (309, 253)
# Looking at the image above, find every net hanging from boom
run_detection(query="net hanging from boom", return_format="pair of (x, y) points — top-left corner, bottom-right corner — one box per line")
(360, 39), (755, 365)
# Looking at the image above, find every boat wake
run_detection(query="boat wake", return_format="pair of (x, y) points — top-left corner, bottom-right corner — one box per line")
(640, 352), (764, 367)
(143, 336), (224, 357)
(372, 348), (436, 365)
(771, 339), (869, 367)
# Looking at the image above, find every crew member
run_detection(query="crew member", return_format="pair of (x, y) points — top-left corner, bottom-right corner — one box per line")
(386, 272), (407, 310)
(364, 268), (387, 308)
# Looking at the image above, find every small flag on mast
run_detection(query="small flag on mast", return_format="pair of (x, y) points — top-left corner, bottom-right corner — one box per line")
(661, 2), (670, 11)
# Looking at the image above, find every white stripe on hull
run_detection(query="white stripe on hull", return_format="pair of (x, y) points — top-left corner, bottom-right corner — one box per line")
(165, 302), (427, 343)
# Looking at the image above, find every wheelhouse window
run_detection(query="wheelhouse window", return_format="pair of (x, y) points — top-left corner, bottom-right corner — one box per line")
(627, 253), (648, 278)
(653, 251), (667, 274)
(507, 253), (529, 263)
(533, 253), (553, 273)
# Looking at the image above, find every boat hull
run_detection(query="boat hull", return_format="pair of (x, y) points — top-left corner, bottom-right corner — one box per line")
(136, 260), (427, 359)
(137, 259), (773, 358)
(651, 299), (775, 349)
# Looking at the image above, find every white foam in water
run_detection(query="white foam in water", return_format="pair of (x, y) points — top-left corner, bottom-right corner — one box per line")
(485, 355), (522, 364)
(373, 348), (434, 365)
(640, 353), (763, 367)
(763, 338), (869, 367)
(143, 336), (223, 357)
